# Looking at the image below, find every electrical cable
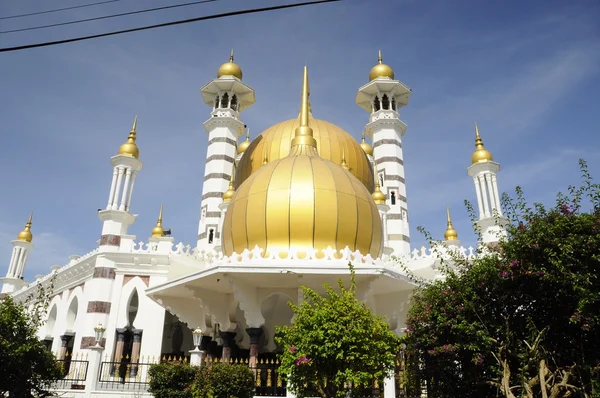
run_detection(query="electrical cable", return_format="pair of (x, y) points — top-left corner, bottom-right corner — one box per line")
(0, 0), (126, 21)
(1, 0), (218, 35)
(0, 0), (341, 53)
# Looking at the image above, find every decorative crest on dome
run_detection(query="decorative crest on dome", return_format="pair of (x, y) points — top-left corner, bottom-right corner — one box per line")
(290, 66), (318, 150)
(223, 168), (236, 202)
(360, 130), (373, 156)
(444, 206), (458, 241)
(369, 50), (395, 81)
(237, 128), (251, 155)
(117, 116), (140, 158)
(372, 164), (387, 205)
(217, 48), (242, 80)
(341, 149), (349, 170)
(16, 212), (33, 242)
(151, 204), (165, 238)
(471, 122), (493, 164)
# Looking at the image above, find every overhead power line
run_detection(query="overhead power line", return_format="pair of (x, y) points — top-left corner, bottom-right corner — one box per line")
(0, 0), (341, 53)
(0, 0), (126, 21)
(1, 0), (218, 34)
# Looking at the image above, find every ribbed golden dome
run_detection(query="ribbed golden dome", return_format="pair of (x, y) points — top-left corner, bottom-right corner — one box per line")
(118, 116), (139, 158)
(217, 49), (242, 80)
(16, 213), (33, 243)
(235, 117), (374, 192)
(471, 123), (493, 164)
(369, 50), (395, 81)
(222, 66), (382, 258)
(360, 131), (373, 156)
(151, 205), (165, 238)
(444, 207), (458, 241)
(237, 130), (251, 155)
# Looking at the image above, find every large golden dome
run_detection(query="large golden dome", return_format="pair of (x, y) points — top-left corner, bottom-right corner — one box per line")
(222, 66), (382, 258)
(235, 116), (374, 192)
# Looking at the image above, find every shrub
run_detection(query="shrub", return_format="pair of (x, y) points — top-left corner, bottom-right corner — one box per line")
(148, 362), (197, 398)
(207, 363), (255, 398)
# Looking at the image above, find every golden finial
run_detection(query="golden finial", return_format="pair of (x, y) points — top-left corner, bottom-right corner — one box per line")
(117, 115), (140, 158)
(291, 66), (318, 149)
(237, 128), (251, 155)
(223, 168), (236, 202)
(262, 154), (269, 165)
(217, 48), (242, 79)
(360, 130), (373, 156)
(341, 149), (349, 170)
(16, 212), (33, 242)
(151, 204), (165, 238)
(471, 122), (493, 164)
(369, 50), (395, 81)
(444, 206), (458, 241)
(372, 164), (386, 205)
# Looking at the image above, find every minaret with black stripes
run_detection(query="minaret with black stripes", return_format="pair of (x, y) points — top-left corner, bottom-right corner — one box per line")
(197, 50), (255, 252)
(356, 50), (412, 256)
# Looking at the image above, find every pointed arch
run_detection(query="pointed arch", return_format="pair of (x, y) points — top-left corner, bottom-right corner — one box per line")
(46, 304), (58, 337)
(381, 94), (390, 110)
(65, 286), (84, 332)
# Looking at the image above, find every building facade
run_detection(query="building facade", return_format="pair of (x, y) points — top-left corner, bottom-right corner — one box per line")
(0, 52), (505, 398)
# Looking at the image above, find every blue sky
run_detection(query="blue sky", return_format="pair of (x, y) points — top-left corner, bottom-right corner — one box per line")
(1, 0), (599, 281)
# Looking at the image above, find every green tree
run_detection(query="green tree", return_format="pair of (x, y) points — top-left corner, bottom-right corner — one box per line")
(0, 282), (63, 397)
(275, 264), (400, 398)
(401, 159), (600, 398)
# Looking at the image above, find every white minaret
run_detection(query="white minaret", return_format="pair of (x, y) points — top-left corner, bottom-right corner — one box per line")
(197, 50), (255, 251)
(356, 50), (412, 256)
(97, 116), (143, 247)
(1, 213), (34, 294)
(467, 123), (507, 244)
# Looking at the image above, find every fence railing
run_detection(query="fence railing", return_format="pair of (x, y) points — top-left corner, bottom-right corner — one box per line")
(98, 361), (153, 391)
(252, 358), (286, 397)
(53, 357), (89, 390)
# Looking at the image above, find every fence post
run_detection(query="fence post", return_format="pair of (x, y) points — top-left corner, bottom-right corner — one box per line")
(383, 372), (396, 398)
(83, 346), (104, 398)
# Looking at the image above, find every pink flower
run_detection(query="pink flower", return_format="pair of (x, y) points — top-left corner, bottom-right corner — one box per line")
(295, 357), (310, 366)
(289, 346), (297, 353)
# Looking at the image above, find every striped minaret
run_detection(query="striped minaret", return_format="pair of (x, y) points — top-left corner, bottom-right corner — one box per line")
(197, 51), (255, 251)
(356, 50), (412, 256)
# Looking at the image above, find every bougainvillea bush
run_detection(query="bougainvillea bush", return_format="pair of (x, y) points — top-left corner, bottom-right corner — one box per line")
(401, 160), (600, 398)
(276, 264), (399, 398)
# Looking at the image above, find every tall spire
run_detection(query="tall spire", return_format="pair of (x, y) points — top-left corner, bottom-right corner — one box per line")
(117, 115), (140, 158)
(471, 122), (493, 164)
(291, 66), (318, 149)
(229, 48), (235, 62)
(151, 204), (165, 238)
(16, 212), (33, 242)
(444, 206), (458, 241)
(223, 167), (236, 202)
(378, 49), (383, 64)
(372, 164), (387, 204)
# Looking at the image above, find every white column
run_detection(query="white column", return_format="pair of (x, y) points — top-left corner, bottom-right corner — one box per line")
(381, 212), (389, 247)
(106, 168), (118, 210)
(383, 374), (396, 398)
(112, 166), (125, 210)
(15, 248), (26, 278)
(125, 171), (137, 212)
(119, 168), (132, 211)
(478, 174), (490, 217)
(83, 346), (104, 397)
(19, 252), (29, 278)
(491, 174), (502, 216)
(7, 247), (18, 277)
(485, 173), (496, 215)
(473, 176), (485, 219)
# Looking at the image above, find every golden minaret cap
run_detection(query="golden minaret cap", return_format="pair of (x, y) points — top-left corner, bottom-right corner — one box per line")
(360, 131), (373, 156)
(217, 48), (243, 80)
(151, 204), (165, 238)
(372, 165), (387, 205)
(16, 212), (33, 242)
(290, 66), (318, 150)
(117, 116), (140, 158)
(369, 50), (395, 81)
(444, 206), (459, 241)
(222, 169), (236, 202)
(237, 128), (251, 155)
(471, 122), (493, 164)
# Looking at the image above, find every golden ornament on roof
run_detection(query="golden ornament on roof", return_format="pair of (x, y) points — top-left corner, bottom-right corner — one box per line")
(221, 66), (382, 258)
(217, 49), (242, 80)
(222, 171), (236, 203)
(151, 204), (165, 238)
(16, 212), (33, 242)
(117, 116), (140, 158)
(360, 131), (373, 156)
(444, 207), (458, 241)
(471, 123), (493, 164)
(372, 165), (387, 205)
(369, 50), (395, 81)
(237, 129), (251, 155)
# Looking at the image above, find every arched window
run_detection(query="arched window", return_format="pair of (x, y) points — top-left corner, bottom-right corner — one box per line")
(214, 96), (220, 109)
(46, 305), (57, 338)
(220, 93), (229, 109)
(382, 94), (390, 110)
(373, 96), (381, 112)
(208, 229), (214, 244)
(127, 289), (139, 328)
(66, 297), (78, 331)
(390, 191), (396, 205)
(231, 94), (238, 111)
(391, 97), (397, 111)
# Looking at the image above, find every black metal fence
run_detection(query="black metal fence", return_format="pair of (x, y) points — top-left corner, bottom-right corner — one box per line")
(252, 358), (286, 397)
(98, 361), (153, 391)
(53, 358), (88, 390)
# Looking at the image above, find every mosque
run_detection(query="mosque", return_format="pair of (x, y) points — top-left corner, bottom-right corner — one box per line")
(0, 51), (506, 397)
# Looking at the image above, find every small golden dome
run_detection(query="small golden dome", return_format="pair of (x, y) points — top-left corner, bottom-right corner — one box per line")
(444, 207), (458, 241)
(222, 66), (382, 258)
(151, 204), (165, 238)
(369, 50), (395, 81)
(16, 213), (33, 242)
(217, 49), (242, 80)
(471, 123), (493, 164)
(118, 116), (140, 158)
(372, 165), (386, 205)
(237, 130), (251, 155)
(222, 172), (236, 203)
(360, 131), (373, 156)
